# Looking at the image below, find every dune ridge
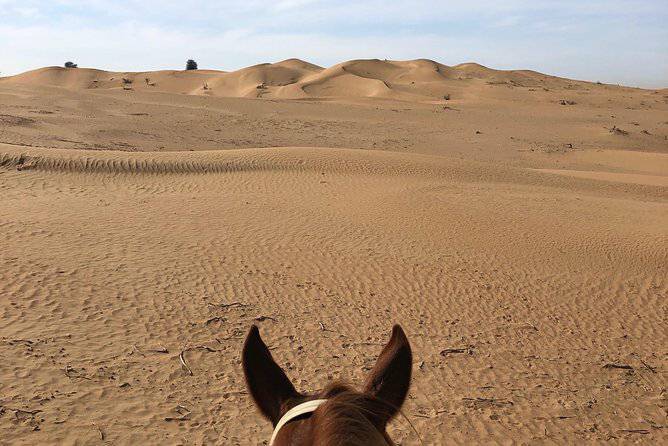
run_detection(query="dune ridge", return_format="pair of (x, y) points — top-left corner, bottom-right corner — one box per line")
(0, 143), (483, 176)
(0, 58), (609, 101)
(1, 144), (666, 202)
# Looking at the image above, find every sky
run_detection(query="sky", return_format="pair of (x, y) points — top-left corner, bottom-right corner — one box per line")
(1, 0), (667, 88)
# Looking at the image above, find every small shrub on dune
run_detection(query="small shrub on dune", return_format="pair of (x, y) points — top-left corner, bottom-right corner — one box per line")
(64, 61), (78, 68)
(186, 59), (198, 70)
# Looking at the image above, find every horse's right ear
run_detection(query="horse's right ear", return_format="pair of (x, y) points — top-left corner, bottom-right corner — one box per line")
(242, 326), (298, 425)
(363, 325), (412, 425)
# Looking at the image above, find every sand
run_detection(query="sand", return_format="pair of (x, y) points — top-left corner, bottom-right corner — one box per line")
(0, 59), (666, 445)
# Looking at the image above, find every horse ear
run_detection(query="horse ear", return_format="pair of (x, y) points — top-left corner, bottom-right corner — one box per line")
(363, 325), (412, 424)
(242, 325), (298, 425)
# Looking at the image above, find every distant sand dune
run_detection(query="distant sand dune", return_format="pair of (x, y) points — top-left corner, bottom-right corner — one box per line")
(0, 58), (595, 101)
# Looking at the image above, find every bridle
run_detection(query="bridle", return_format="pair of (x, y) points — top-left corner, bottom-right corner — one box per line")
(270, 399), (328, 445)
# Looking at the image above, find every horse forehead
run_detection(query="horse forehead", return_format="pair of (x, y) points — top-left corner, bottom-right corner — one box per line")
(273, 403), (391, 446)
(272, 418), (315, 445)
(272, 399), (327, 445)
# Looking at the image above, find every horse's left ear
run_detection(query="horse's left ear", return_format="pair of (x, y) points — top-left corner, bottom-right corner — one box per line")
(242, 325), (299, 425)
(363, 324), (412, 424)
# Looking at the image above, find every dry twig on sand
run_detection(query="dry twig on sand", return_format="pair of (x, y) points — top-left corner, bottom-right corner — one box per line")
(608, 126), (629, 135)
(462, 397), (514, 408)
(165, 405), (192, 421)
(93, 423), (105, 440)
(6, 407), (42, 419)
(603, 363), (633, 370)
(147, 347), (169, 353)
(177, 345), (219, 376)
(440, 346), (474, 356)
(179, 350), (193, 376)
(208, 301), (248, 309)
(639, 359), (656, 374)
(618, 429), (650, 435)
(64, 365), (91, 380)
(192, 345), (219, 353)
(440, 348), (468, 355)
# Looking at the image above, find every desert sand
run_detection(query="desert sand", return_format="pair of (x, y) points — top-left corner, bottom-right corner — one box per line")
(0, 59), (666, 445)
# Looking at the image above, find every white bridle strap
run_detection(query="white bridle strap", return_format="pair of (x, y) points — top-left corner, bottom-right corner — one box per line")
(270, 399), (328, 445)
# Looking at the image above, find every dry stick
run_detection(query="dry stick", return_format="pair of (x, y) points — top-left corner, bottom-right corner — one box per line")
(639, 359), (656, 374)
(64, 365), (91, 380)
(181, 345), (220, 353)
(93, 423), (105, 440)
(165, 416), (186, 421)
(147, 347), (168, 354)
(129, 344), (144, 356)
(164, 414), (190, 422)
(6, 338), (35, 345)
(166, 405), (192, 422)
(224, 390), (248, 396)
(216, 335), (243, 343)
(463, 397), (514, 407)
(179, 350), (193, 376)
(209, 301), (248, 309)
(440, 348), (468, 356)
(634, 365), (656, 392)
(7, 407), (42, 417)
(193, 345), (219, 353)
(398, 409), (425, 446)
(318, 322), (335, 332)
(131, 345), (168, 355)
(603, 363), (633, 370)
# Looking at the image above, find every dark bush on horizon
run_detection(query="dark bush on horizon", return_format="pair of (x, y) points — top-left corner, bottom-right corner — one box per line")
(186, 59), (198, 70)
(64, 61), (78, 68)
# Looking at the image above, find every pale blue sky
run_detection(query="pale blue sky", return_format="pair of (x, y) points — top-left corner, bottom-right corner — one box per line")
(1, 0), (666, 87)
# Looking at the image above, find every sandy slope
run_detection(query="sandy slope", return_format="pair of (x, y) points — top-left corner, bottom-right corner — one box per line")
(0, 58), (632, 101)
(0, 60), (667, 445)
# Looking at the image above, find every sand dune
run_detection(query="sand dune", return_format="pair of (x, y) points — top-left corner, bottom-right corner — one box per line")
(0, 59), (666, 445)
(1, 58), (597, 101)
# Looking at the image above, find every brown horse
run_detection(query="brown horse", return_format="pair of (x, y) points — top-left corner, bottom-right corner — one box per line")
(242, 325), (413, 445)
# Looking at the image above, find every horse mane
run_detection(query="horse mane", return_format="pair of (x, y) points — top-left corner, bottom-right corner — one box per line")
(310, 383), (395, 446)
